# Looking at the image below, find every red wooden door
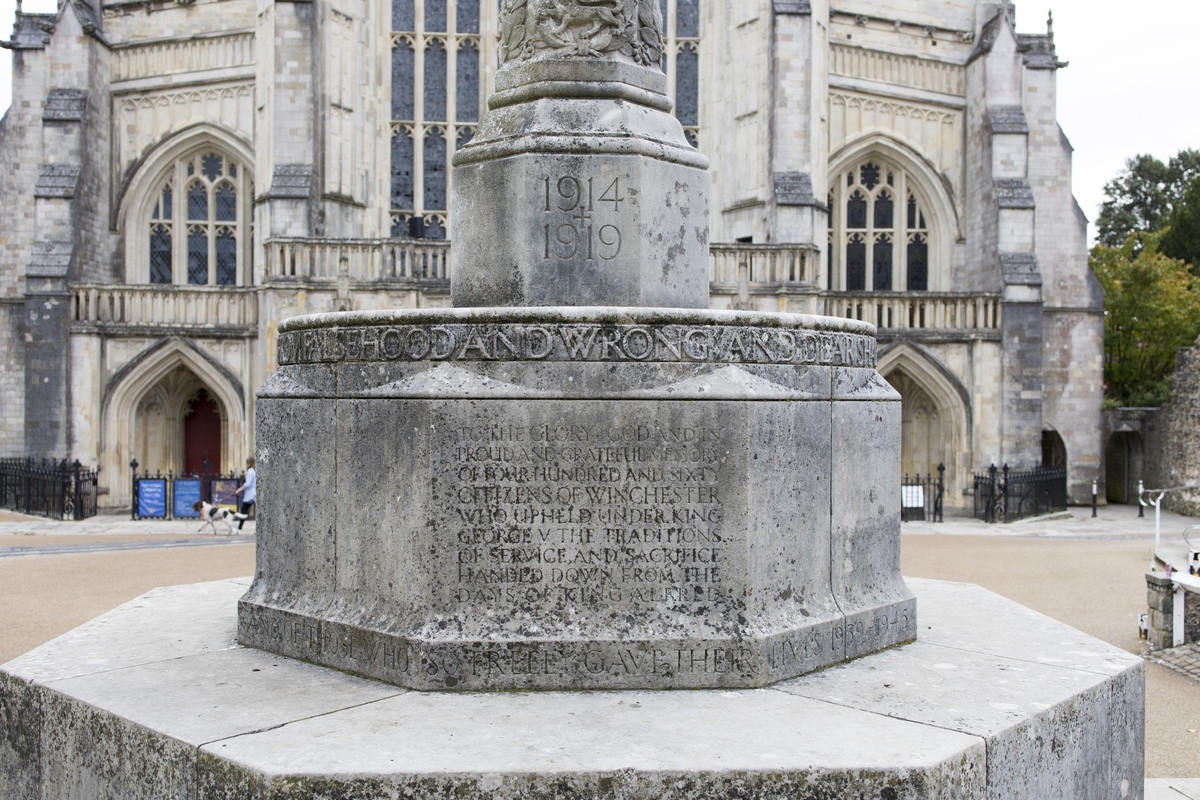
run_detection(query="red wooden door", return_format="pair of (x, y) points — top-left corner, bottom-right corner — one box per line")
(183, 389), (221, 475)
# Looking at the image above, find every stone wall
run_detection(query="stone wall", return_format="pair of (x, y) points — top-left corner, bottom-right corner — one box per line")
(0, 303), (23, 457)
(1146, 572), (1200, 651)
(1160, 336), (1200, 516)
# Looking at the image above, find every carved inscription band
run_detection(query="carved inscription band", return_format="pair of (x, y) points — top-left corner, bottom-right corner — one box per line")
(277, 323), (877, 368)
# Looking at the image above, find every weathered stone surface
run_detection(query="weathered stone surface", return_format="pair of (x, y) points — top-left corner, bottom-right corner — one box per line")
(240, 307), (913, 690)
(452, 27), (709, 309)
(0, 577), (1144, 800)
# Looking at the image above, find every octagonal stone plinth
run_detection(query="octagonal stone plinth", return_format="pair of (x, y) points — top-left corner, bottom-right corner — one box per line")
(0, 578), (1144, 800)
(236, 307), (915, 691)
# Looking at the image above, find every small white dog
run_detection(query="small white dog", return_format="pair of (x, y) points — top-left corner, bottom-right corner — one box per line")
(192, 501), (246, 535)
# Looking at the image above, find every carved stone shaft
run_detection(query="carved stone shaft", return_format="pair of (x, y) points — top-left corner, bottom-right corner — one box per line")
(451, 0), (709, 309)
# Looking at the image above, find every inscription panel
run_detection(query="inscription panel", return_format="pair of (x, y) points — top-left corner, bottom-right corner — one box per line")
(278, 322), (876, 367)
(431, 403), (745, 618)
(540, 174), (626, 264)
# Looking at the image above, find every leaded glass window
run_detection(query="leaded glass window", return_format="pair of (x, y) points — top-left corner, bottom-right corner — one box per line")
(827, 158), (934, 292)
(662, 0), (700, 147)
(906, 194), (930, 290)
(149, 185), (173, 284)
(423, 127), (447, 211)
(390, 0), (485, 238)
(143, 150), (249, 285)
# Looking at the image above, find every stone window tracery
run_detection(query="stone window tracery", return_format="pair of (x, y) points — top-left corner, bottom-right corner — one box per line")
(391, 0), (488, 238)
(828, 159), (932, 292)
(661, 0), (700, 146)
(144, 150), (249, 286)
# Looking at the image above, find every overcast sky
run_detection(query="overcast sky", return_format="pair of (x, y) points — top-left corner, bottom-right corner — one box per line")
(1, 0), (1196, 242)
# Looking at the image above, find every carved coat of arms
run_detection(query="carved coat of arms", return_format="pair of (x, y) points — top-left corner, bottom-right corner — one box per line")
(500, 0), (665, 67)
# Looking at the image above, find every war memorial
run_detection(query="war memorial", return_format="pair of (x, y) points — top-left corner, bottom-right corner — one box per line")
(0, 2), (1142, 796)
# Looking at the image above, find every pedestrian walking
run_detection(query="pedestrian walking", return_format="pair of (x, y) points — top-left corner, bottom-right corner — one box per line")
(234, 457), (256, 530)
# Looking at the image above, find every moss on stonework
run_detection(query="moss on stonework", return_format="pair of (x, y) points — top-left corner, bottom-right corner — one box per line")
(192, 765), (956, 800)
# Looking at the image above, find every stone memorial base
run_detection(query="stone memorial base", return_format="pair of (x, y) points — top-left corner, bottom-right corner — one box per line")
(0, 577), (1143, 800)
(240, 307), (914, 691)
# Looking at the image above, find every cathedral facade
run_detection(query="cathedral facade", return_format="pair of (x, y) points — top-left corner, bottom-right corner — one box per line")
(0, 0), (1102, 510)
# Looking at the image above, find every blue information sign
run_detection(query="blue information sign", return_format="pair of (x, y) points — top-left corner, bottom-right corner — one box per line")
(137, 479), (167, 519)
(173, 478), (203, 518)
(212, 479), (239, 510)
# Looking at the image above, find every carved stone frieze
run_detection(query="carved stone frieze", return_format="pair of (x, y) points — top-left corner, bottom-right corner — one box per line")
(499, 0), (664, 67)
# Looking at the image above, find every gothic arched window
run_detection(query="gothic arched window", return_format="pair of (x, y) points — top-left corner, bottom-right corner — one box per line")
(390, 0), (484, 239)
(145, 150), (250, 286)
(828, 159), (933, 292)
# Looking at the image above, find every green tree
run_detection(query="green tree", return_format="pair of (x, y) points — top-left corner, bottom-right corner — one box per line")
(1091, 231), (1200, 406)
(1160, 175), (1200, 271)
(1096, 150), (1200, 247)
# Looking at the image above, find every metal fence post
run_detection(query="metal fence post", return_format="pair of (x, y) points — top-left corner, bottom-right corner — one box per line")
(936, 463), (945, 523)
(987, 464), (997, 523)
(1001, 464), (1010, 522)
(130, 459), (139, 520)
(72, 460), (82, 521)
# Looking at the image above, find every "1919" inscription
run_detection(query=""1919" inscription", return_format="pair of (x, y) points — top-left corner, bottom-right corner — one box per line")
(541, 175), (624, 261)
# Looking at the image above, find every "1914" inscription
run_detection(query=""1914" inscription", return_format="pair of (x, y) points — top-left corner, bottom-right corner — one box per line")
(541, 175), (624, 262)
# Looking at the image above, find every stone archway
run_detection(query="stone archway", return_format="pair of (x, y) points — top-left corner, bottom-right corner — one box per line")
(100, 338), (245, 508)
(1105, 431), (1143, 505)
(131, 367), (229, 478)
(878, 343), (971, 510)
(888, 371), (945, 481)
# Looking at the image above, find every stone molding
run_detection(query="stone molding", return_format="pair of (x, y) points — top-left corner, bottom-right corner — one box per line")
(994, 178), (1035, 209)
(1017, 33), (1066, 70)
(773, 172), (825, 209)
(999, 252), (1041, 286)
(988, 105), (1028, 135)
(110, 31), (255, 83)
(772, 0), (811, 15)
(42, 89), (87, 122)
(967, 12), (1005, 65)
(33, 164), (81, 198)
(27, 242), (73, 278)
(114, 83), (254, 181)
(829, 44), (965, 98)
(269, 164), (313, 199)
(827, 93), (963, 216)
(1, 11), (54, 49)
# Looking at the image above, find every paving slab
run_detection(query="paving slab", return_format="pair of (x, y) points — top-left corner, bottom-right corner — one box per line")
(1146, 779), (1200, 800)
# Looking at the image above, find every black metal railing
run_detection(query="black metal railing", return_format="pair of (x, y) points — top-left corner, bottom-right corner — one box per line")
(130, 459), (244, 520)
(901, 464), (945, 522)
(0, 458), (99, 520)
(973, 463), (1068, 523)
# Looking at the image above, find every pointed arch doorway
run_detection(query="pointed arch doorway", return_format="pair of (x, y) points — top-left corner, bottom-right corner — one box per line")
(878, 344), (972, 512)
(887, 371), (946, 481)
(184, 389), (223, 475)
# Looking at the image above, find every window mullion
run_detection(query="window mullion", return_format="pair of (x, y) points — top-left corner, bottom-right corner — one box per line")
(174, 161), (185, 286)
(868, 189), (878, 292)
(898, 173), (907, 291)
(208, 181), (217, 286)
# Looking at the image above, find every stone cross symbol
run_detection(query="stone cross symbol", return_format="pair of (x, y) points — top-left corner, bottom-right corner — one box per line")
(571, 203), (592, 228)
